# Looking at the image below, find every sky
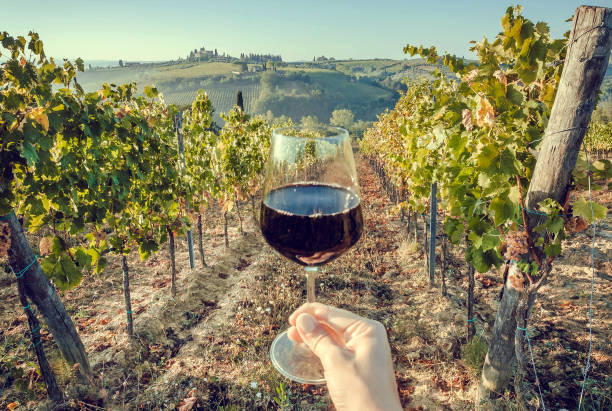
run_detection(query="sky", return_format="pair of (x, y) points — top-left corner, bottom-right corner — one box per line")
(1, 0), (605, 63)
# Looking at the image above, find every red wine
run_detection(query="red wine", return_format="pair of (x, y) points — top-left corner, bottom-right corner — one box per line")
(260, 183), (363, 266)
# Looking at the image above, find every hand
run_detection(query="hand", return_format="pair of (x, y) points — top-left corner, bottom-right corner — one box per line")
(287, 303), (402, 411)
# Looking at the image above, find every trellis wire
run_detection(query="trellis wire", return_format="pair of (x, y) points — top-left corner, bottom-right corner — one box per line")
(517, 326), (546, 410)
(578, 146), (597, 410)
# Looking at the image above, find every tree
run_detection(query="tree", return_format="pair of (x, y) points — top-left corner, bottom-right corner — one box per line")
(300, 115), (320, 129)
(260, 71), (280, 89)
(236, 90), (244, 111)
(330, 109), (355, 129)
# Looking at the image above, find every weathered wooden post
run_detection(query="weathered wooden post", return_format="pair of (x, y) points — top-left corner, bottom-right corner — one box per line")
(478, 5), (611, 403)
(4, 212), (92, 378)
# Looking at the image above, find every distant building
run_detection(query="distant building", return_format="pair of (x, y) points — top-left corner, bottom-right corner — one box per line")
(189, 47), (215, 61)
(249, 65), (263, 72)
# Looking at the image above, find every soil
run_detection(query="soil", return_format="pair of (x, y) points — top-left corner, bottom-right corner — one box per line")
(0, 155), (610, 410)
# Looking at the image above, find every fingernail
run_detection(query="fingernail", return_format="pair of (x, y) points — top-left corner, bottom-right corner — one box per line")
(297, 313), (317, 334)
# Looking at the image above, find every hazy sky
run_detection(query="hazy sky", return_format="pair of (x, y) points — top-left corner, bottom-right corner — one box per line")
(2, 1), (602, 62)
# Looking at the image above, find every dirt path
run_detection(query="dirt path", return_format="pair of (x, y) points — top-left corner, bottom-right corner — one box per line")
(1, 155), (610, 410)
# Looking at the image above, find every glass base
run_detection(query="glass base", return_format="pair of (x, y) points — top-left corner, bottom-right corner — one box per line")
(270, 330), (325, 384)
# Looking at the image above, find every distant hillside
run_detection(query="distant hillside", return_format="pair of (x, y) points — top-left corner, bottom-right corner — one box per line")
(80, 57), (575, 126)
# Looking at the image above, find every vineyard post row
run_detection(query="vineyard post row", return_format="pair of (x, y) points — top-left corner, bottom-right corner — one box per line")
(359, 5), (611, 406)
(1, 29), (273, 403)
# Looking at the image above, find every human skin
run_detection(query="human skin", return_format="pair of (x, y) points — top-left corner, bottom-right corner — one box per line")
(287, 303), (402, 411)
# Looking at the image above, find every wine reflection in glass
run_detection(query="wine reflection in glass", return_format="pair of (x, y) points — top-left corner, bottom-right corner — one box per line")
(260, 125), (363, 384)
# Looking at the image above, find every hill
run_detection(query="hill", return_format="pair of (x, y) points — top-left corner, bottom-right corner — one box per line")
(75, 59), (448, 126)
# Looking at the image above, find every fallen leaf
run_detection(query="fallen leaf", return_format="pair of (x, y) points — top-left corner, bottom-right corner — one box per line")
(7, 402), (19, 411)
(177, 396), (198, 411)
(99, 318), (110, 325)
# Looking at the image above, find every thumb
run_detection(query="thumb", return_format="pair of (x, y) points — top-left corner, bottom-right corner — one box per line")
(295, 312), (345, 365)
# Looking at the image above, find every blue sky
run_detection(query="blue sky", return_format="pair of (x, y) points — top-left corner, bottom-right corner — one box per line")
(2, 1), (603, 62)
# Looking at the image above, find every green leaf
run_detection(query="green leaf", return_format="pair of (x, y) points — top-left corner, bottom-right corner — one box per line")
(481, 229), (501, 251)
(499, 148), (520, 175)
(573, 197), (607, 223)
(448, 132), (468, 158)
(443, 218), (464, 244)
(22, 142), (39, 165)
(543, 242), (561, 257)
(74, 247), (93, 269)
(489, 196), (515, 226)
(507, 85), (524, 106)
(476, 144), (498, 169)
(535, 22), (550, 35)
(468, 246), (491, 273)
(138, 239), (158, 261)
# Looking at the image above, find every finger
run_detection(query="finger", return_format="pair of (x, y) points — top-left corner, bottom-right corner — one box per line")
(287, 326), (303, 343)
(289, 303), (363, 333)
(295, 313), (345, 364)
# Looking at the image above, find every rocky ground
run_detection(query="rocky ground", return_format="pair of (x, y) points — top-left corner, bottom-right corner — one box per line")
(0, 155), (610, 410)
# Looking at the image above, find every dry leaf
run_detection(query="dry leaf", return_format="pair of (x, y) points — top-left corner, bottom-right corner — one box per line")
(493, 70), (507, 88)
(565, 216), (588, 233)
(463, 69), (479, 83)
(461, 109), (473, 131)
(20, 57), (26, 67)
(476, 96), (495, 128)
(177, 396), (198, 411)
(99, 318), (110, 325)
(28, 107), (49, 132)
(7, 402), (19, 411)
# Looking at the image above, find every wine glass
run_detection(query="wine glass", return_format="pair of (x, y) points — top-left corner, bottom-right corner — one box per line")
(260, 125), (363, 384)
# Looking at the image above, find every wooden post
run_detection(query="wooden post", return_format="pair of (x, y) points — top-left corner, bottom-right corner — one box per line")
(175, 112), (196, 269)
(428, 182), (437, 286)
(478, 6), (611, 403)
(197, 214), (207, 267)
(526, 6), (612, 219)
(467, 265), (476, 340)
(17, 279), (63, 402)
(5, 212), (92, 378)
(122, 255), (134, 338)
(441, 235), (448, 297)
(167, 225), (177, 296)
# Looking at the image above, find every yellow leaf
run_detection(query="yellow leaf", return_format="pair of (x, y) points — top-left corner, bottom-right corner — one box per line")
(7, 401), (19, 411)
(28, 107), (49, 132)
(222, 200), (235, 213)
(476, 96), (495, 128)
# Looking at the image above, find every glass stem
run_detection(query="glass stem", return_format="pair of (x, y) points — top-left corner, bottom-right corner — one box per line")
(305, 266), (318, 303)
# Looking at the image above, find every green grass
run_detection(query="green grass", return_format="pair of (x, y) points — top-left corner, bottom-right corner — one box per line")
(151, 62), (242, 81)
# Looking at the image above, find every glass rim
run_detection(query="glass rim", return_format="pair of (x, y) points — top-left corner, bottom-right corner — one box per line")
(272, 125), (349, 141)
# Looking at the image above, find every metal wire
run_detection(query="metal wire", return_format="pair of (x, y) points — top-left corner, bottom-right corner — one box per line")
(578, 146), (596, 410)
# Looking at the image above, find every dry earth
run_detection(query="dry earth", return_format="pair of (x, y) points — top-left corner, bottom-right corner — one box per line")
(0, 156), (610, 410)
